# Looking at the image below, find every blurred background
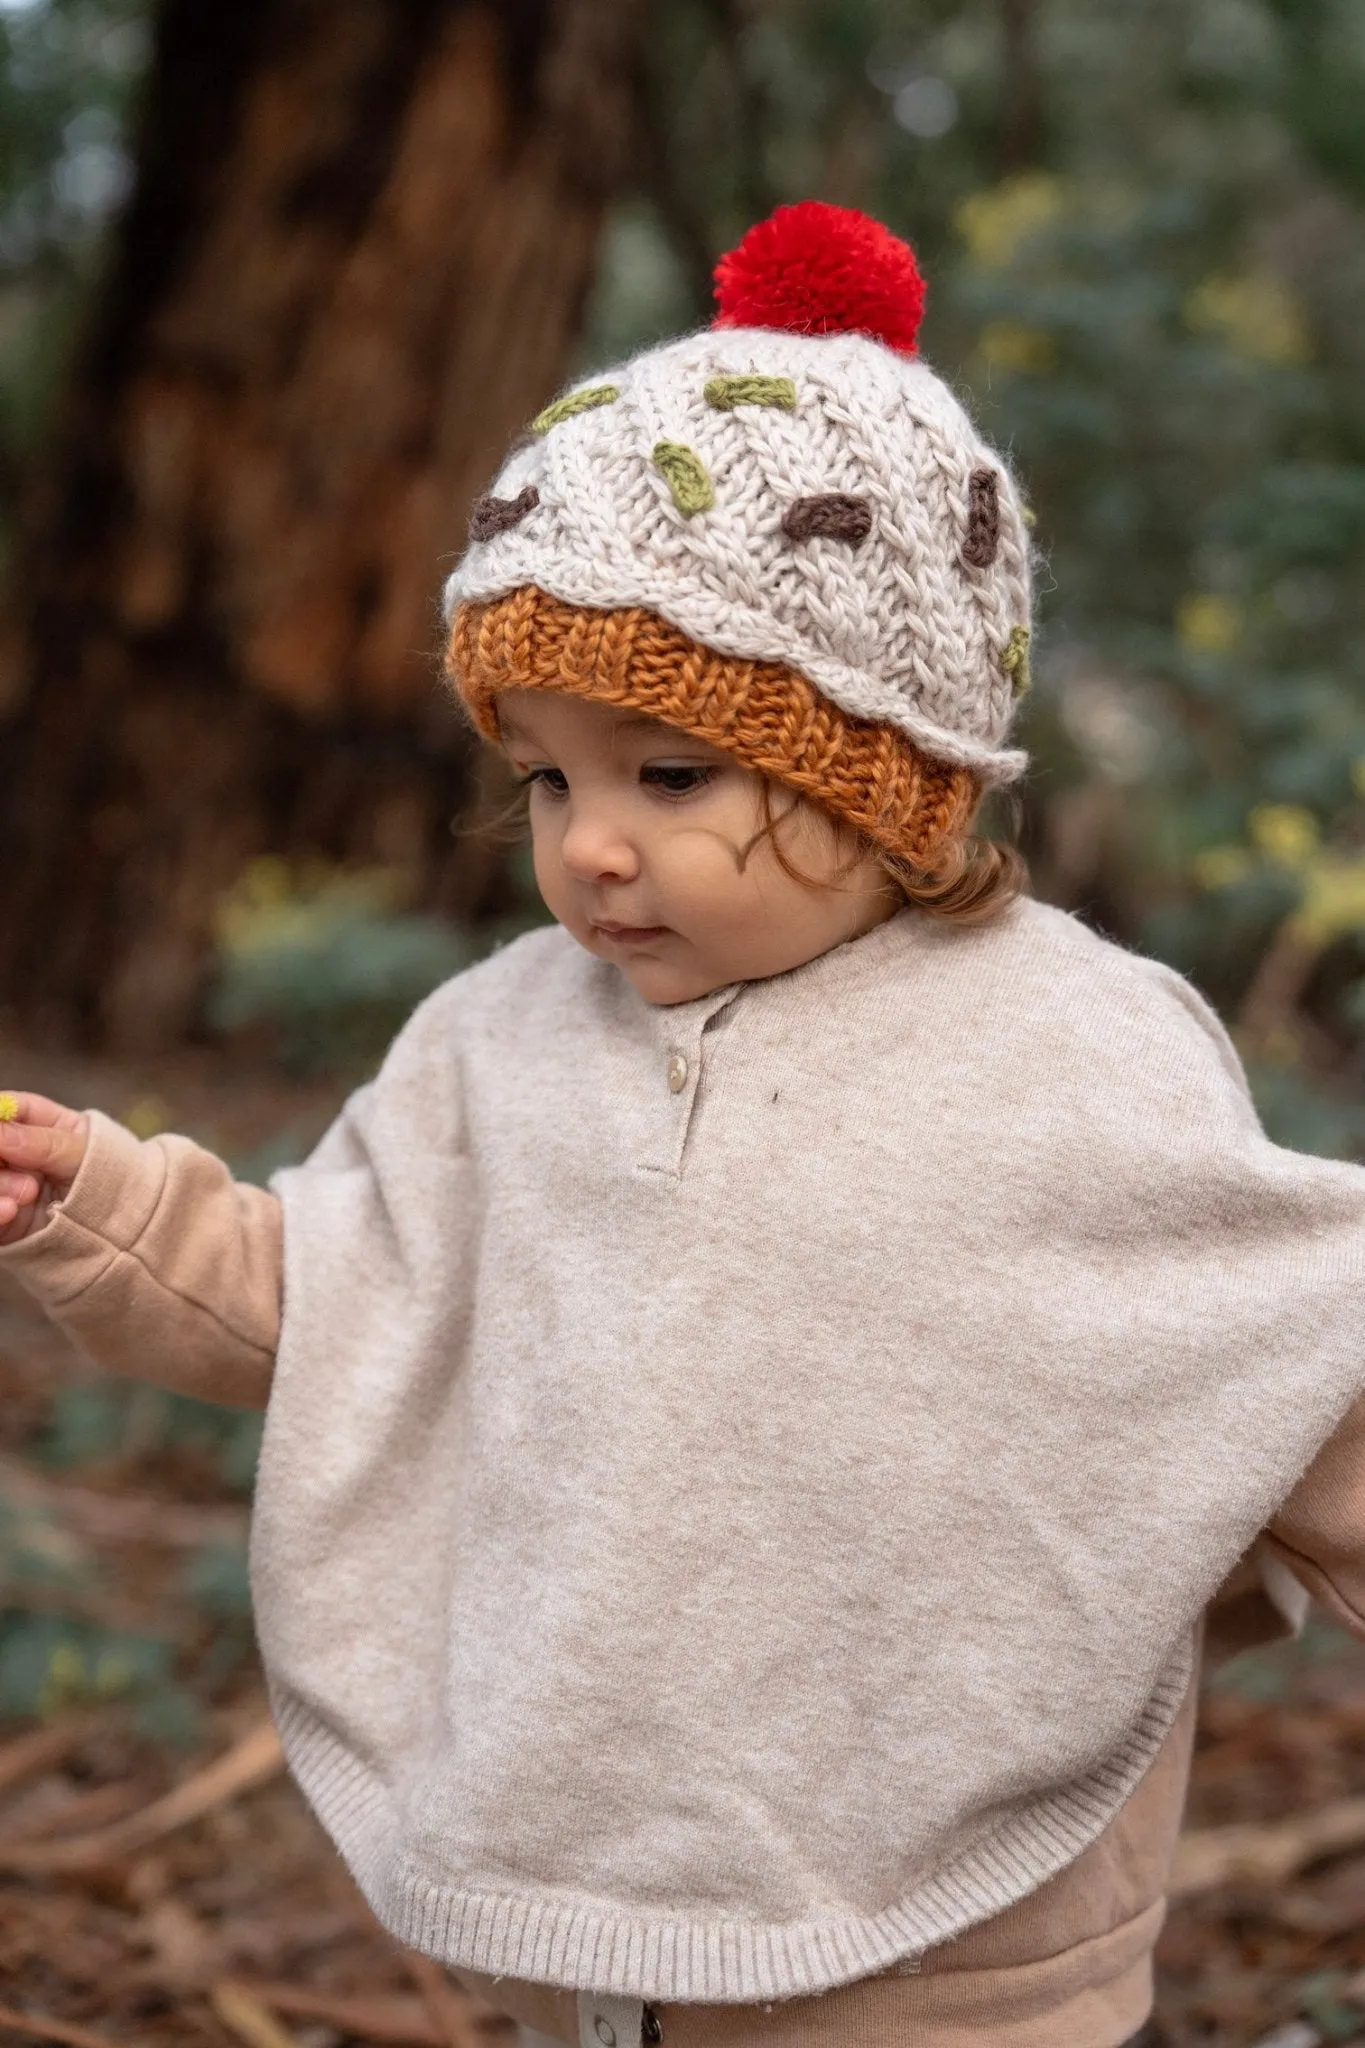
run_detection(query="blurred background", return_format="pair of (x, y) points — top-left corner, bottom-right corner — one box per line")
(2, 2), (1365, 2044)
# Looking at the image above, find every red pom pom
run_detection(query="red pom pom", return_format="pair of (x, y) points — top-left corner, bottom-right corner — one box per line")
(712, 201), (926, 356)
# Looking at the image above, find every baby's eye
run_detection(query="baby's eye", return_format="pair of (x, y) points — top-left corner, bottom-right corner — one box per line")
(641, 764), (716, 799)
(519, 766), (569, 797)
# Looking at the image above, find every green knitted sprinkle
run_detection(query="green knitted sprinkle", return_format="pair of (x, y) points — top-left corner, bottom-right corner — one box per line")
(531, 384), (620, 435)
(703, 374), (797, 413)
(1002, 624), (1032, 696)
(653, 441), (715, 516)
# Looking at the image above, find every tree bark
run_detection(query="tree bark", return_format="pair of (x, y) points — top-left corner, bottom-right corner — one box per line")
(0, 0), (639, 1049)
(997, 0), (1044, 174)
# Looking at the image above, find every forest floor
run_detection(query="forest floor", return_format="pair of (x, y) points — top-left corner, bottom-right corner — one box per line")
(2, 1045), (1365, 2048)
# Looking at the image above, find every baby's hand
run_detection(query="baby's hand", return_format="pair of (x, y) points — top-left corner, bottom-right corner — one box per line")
(0, 1093), (90, 1243)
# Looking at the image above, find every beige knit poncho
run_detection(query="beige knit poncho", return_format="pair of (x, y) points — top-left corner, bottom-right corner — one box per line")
(252, 899), (1365, 2003)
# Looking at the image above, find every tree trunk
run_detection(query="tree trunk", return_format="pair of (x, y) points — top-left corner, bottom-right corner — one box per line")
(997, 0), (1043, 173)
(0, 0), (639, 1050)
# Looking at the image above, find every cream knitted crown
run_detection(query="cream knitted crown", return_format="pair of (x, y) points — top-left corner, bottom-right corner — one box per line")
(443, 204), (1032, 787)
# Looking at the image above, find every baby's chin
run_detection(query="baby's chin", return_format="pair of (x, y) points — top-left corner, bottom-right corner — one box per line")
(557, 916), (734, 1004)
(614, 953), (727, 1005)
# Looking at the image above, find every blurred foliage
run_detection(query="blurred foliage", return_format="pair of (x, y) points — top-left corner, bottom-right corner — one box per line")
(0, 1376), (258, 1723)
(208, 856), (476, 1079)
(0, 0), (147, 564)
(0, 1607), (171, 1718)
(36, 1379), (263, 1491)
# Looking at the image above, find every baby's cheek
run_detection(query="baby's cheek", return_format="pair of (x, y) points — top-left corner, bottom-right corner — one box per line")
(671, 872), (747, 962)
(528, 826), (566, 911)
(531, 849), (590, 950)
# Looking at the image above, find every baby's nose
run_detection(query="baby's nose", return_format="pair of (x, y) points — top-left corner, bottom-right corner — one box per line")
(559, 808), (640, 884)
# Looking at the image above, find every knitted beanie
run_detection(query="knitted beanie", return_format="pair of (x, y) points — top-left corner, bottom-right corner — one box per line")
(444, 203), (1032, 871)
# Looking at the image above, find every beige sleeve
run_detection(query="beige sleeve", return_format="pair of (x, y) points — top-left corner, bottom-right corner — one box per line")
(0, 1109), (281, 1410)
(1264, 1393), (1365, 1636)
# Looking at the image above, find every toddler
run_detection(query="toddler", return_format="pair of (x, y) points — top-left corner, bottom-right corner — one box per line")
(4, 203), (1365, 2048)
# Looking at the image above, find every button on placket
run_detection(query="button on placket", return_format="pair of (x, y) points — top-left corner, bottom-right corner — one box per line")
(644, 1033), (698, 1174)
(577, 1992), (644, 2048)
(635, 1026), (702, 1176)
(635, 983), (738, 1179)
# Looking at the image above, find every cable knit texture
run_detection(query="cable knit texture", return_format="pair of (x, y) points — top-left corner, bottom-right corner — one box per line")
(441, 326), (1031, 784)
(451, 590), (977, 870)
(252, 902), (1365, 2003)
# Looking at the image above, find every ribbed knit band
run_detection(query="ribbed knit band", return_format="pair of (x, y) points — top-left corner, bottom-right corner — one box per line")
(448, 587), (979, 872)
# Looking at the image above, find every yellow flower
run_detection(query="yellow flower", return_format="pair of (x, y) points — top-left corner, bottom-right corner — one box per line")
(93, 1652), (135, 1699)
(956, 174), (1065, 269)
(1291, 855), (1365, 947)
(1248, 804), (1319, 869)
(1184, 271), (1310, 367)
(1262, 1027), (1302, 1067)
(39, 1640), (89, 1717)
(1176, 593), (1242, 656)
(1191, 845), (1253, 891)
(0, 1093), (17, 1123)
(123, 1095), (171, 1140)
(976, 321), (1058, 376)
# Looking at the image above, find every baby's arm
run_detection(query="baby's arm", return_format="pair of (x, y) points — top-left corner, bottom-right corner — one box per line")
(1264, 1396), (1365, 1636)
(0, 1093), (279, 1410)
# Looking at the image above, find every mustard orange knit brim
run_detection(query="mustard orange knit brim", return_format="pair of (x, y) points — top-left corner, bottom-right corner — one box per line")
(447, 586), (979, 873)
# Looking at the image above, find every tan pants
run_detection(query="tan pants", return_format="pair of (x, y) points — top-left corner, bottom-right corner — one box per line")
(517, 2023), (1155, 2048)
(515, 2016), (1155, 2047)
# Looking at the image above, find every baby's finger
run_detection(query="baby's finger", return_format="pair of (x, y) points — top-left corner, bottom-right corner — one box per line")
(0, 1091), (85, 1132)
(0, 1118), (87, 1185)
(0, 1170), (41, 1207)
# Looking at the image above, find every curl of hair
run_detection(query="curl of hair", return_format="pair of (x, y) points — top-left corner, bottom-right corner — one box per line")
(877, 825), (1028, 924)
(750, 780), (1028, 925)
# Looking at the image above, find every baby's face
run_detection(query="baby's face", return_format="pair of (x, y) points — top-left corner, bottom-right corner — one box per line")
(495, 690), (900, 1004)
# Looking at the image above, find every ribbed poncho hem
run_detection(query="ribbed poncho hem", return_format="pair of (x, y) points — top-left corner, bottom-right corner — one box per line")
(269, 1640), (1194, 2002)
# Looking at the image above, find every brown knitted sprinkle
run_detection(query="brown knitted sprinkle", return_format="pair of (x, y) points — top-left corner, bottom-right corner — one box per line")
(447, 588), (979, 873)
(469, 486), (540, 544)
(961, 469), (1000, 569)
(781, 494), (874, 546)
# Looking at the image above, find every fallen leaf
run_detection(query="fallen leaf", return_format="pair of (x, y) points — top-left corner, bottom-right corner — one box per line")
(212, 1981), (303, 2048)
(228, 1980), (452, 2045)
(1172, 1798), (1365, 1896)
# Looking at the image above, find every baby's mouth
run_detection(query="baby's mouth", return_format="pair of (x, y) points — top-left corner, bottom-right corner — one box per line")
(591, 920), (670, 947)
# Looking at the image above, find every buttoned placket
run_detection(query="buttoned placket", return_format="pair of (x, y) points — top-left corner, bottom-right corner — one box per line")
(634, 981), (740, 1180)
(576, 1991), (646, 2048)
